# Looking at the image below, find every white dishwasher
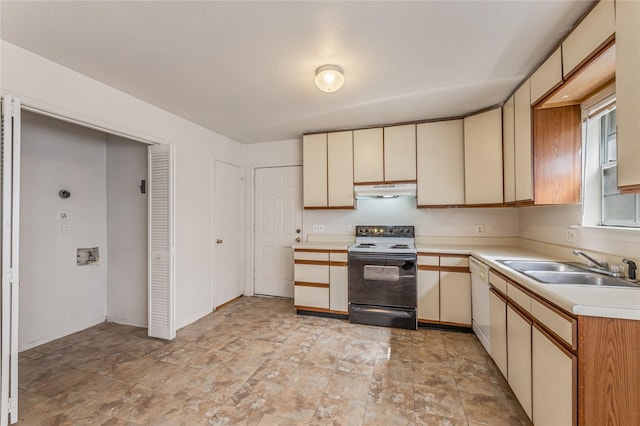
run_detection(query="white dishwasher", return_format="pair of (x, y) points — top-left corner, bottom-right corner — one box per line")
(469, 256), (490, 353)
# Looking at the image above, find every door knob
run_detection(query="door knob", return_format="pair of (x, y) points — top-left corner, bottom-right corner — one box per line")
(296, 229), (301, 234)
(295, 237), (301, 243)
(216, 239), (223, 244)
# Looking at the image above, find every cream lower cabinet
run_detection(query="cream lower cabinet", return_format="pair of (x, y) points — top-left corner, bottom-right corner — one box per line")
(440, 271), (471, 325)
(329, 251), (348, 313)
(294, 250), (329, 309)
(489, 288), (508, 379)
(532, 324), (576, 426)
(418, 254), (470, 326)
(417, 269), (440, 322)
(507, 304), (533, 420)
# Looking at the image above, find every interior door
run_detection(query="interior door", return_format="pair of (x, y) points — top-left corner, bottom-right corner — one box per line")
(254, 166), (302, 297)
(213, 160), (243, 308)
(148, 144), (175, 340)
(1, 95), (20, 425)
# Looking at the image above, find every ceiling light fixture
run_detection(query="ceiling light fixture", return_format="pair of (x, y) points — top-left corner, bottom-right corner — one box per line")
(315, 64), (345, 93)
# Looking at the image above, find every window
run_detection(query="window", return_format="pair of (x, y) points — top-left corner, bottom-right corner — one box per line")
(583, 99), (640, 228)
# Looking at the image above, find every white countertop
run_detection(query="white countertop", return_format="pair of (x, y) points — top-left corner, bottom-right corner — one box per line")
(296, 241), (640, 320)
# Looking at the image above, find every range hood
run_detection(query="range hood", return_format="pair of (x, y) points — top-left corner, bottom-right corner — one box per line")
(354, 183), (417, 199)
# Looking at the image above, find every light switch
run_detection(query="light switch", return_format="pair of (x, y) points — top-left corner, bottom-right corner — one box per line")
(61, 222), (72, 236)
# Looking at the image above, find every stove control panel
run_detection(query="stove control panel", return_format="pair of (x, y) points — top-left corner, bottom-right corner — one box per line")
(355, 225), (414, 238)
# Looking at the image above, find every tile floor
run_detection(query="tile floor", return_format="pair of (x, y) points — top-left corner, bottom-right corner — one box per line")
(19, 296), (531, 425)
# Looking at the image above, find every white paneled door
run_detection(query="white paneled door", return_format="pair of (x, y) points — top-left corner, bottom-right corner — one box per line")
(213, 160), (243, 308)
(254, 166), (302, 298)
(1, 95), (21, 425)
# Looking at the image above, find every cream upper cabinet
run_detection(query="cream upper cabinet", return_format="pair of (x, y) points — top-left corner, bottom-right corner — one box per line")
(503, 96), (516, 204)
(530, 48), (563, 105)
(327, 131), (354, 207)
(384, 124), (416, 182)
(562, 0), (615, 78)
(464, 107), (504, 205)
(615, 0), (640, 192)
(302, 134), (327, 208)
(514, 80), (533, 202)
(417, 120), (465, 206)
(532, 325), (576, 426)
(353, 127), (384, 183)
(507, 304), (533, 420)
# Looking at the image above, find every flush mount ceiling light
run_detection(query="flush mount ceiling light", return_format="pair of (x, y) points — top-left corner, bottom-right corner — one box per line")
(315, 64), (345, 93)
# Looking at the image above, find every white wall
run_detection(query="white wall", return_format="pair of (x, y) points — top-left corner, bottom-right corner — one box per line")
(20, 112), (108, 350)
(106, 135), (148, 327)
(2, 41), (244, 329)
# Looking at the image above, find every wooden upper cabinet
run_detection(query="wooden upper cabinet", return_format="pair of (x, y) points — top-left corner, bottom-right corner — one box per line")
(353, 128), (384, 183)
(327, 131), (354, 208)
(302, 133), (327, 208)
(514, 80), (533, 202)
(503, 96), (516, 204)
(615, 0), (640, 193)
(384, 124), (417, 182)
(417, 120), (465, 206)
(562, 0), (615, 78)
(530, 48), (563, 105)
(533, 105), (582, 204)
(464, 108), (504, 205)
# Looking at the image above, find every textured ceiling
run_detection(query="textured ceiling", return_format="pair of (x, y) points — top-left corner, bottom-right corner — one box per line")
(1, 1), (593, 143)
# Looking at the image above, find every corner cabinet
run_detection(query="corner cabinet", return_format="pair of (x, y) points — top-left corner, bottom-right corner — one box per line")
(463, 108), (504, 206)
(416, 120), (465, 207)
(303, 132), (354, 209)
(615, 0), (640, 193)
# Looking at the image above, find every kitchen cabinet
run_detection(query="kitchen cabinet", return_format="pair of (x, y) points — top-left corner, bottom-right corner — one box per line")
(533, 105), (582, 204)
(562, 0), (615, 78)
(615, 0), (640, 193)
(327, 131), (355, 208)
(353, 127), (384, 183)
(383, 124), (416, 182)
(463, 107), (504, 205)
(532, 324), (576, 426)
(417, 253), (471, 327)
(530, 48), (563, 105)
(416, 120), (465, 206)
(503, 95), (516, 204)
(514, 80), (533, 202)
(328, 251), (348, 313)
(302, 134), (327, 208)
(507, 304), (533, 420)
(489, 287), (508, 379)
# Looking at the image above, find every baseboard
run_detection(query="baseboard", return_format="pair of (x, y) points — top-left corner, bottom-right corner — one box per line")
(19, 315), (107, 352)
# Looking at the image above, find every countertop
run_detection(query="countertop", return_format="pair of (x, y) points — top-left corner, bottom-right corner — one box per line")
(294, 241), (640, 320)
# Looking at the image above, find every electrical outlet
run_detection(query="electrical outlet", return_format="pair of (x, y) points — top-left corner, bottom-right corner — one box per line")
(312, 224), (324, 233)
(475, 225), (484, 236)
(57, 211), (70, 222)
(567, 229), (576, 242)
(346, 224), (353, 233)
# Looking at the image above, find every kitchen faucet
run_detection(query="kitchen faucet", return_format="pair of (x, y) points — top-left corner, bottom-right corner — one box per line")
(572, 250), (625, 278)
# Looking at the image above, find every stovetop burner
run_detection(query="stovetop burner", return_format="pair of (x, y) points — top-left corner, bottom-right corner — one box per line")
(390, 244), (410, 249)
(349, 225), (416, 255)
(356, 243), (376, 248)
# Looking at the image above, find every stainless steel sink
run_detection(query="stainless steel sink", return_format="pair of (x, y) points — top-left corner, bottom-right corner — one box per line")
(498, 260), (640, 288)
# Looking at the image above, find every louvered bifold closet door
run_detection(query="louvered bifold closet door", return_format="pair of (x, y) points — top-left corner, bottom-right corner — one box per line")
(1, 96), (20, 425)
(148, 144), (176, 340)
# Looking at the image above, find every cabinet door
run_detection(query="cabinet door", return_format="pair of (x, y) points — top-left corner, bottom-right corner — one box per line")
(329, 251), (348, 313)
(384, 124), (416, 182)
(503, 96), (516, 204)
(514, 80), (533, 202)
(532, 325), (576, 426)
(489, 289), (508, 379)
(303, 134), (327, 207)
(530, 48), (563, 105)
(440, 271), (471, 325)
(464, 108), (504, 205)
(416, 120), (465, 206)
(562, 0), (615, 78)
(353, 128), (384, 183)
(418, 269), (440, 322)
(615, 0), (640, 192)
(327, 131), (354, 207)
(507, 304), (532, 420)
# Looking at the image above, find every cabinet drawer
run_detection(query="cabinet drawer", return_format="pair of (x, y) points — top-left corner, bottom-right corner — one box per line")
(507, 282), (531, 313)
(418, 255), (439, 267)
(531, 298), (575, 349)
(489, 271), (507, 295)
(329, 251), (348, 263)
(294, 250), (330, 261)
(295, 285), (329, 309)
(294, 264), (329, 284)
(440, 256), (469, 268)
